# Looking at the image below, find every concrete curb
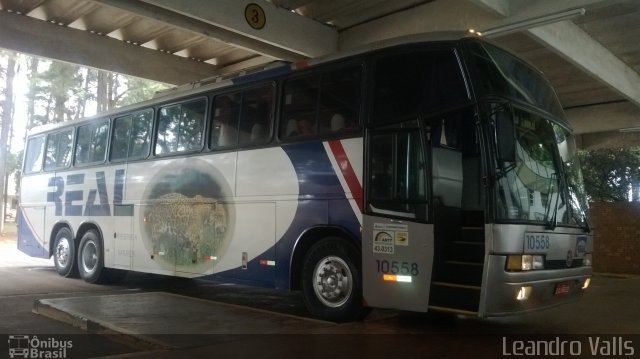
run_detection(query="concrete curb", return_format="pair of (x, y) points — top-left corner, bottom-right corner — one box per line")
(32, 298), (173, 351)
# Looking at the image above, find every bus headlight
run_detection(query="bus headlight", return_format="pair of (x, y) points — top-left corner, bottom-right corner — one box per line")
(506, 255), (545, 271)
(583, 253), (592, 266)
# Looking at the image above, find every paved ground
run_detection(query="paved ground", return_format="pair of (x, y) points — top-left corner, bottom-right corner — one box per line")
(1, 224), (639, 358)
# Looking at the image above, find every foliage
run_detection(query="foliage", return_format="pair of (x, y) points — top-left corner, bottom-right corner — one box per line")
(119, 77), (168, 107)
(577, 147), (640, 202)
(0, 51), (169, 203)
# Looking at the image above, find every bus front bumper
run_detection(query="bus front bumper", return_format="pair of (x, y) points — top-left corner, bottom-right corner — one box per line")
(481, 255), (592, 317)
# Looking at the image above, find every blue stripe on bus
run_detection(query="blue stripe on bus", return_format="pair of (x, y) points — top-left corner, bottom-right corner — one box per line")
(206, 142), (361, 290)
(17, 209), (49, 259)
(275, 142), (361, 289)
(282, 142), (344, 196)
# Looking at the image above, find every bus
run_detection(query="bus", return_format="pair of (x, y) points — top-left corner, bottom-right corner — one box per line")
(18, 32), (592, 322)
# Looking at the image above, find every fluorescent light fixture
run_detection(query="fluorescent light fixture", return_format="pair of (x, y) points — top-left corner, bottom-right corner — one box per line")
(482, 8), (586, 38)
(619, 127), (640, 133)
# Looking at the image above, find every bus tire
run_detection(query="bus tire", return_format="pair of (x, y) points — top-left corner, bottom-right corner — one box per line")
(77, 229), (107, 284)
(301, 237), (368, 322)
(53, 227), (79, 278)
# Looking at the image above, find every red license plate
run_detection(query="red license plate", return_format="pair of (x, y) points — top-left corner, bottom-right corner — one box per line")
(554, 281), (571, 295)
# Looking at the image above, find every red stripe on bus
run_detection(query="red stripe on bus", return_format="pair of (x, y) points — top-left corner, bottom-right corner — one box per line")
(328, 140), (363, 212)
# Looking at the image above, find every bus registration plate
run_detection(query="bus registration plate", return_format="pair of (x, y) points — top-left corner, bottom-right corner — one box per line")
(554, 281), (571, 295)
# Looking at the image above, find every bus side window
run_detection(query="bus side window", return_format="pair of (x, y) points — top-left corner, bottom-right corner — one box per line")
(111, 109), (153, 161)
(238, 85), (274, 146)
(44, 129), (74, 171)
(75, 119), (109, 166)
(210, 93), (241, 149)
(318, 65), (362, 135)
(24, 136), (45, 174)
(372, 49), (469, 125)
(156, 99), (206, 155)
(280, 75), (319, 140)
(129, 110), (153, 158)
(111, 115), (132, 161)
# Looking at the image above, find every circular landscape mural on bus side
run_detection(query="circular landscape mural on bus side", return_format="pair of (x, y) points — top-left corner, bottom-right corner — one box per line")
(140, 159), (234, 271)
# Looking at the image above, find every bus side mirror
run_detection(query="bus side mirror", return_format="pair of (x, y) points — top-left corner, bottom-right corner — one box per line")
(496, 112), (515, 164)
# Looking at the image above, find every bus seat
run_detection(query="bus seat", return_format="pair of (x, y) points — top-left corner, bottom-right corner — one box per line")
(250, 123), (267, 143)
(285, 119), (298, 137)
(217, 123), (237, 147)
(331, 114), (345, 132)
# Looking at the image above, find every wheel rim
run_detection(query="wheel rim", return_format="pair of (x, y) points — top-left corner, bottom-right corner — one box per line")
(55, 237), (71, 267)
(312, 256), (353, 308)
(81, 240), (99, 275)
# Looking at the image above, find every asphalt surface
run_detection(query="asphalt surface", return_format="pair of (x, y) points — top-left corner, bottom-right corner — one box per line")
(1, 230), (640, 358)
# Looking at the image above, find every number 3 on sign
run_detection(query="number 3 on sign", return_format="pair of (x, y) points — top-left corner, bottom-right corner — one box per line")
(245, 3), (266, 30)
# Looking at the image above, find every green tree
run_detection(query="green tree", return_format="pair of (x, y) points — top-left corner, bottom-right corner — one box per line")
(120, 77), (168, 107)
(577, 147), (640, 202)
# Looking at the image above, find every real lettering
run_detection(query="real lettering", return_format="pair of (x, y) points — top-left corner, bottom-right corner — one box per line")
(46, 170), (131, 217)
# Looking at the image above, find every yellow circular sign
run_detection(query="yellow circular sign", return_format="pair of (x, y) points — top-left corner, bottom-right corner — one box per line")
(245, 3), (266, 30)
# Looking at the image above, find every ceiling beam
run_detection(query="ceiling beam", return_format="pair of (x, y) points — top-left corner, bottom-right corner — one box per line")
(339, 0), (502, 48)
(470, 0), (510, 17)
(132, 0), (337, 58)
(528, 21), (640, 108)
(578, 130), (640, 150)
(566, 101), (640, 134)
(470, 0), (640, 108)
(0, 10), (217, 84)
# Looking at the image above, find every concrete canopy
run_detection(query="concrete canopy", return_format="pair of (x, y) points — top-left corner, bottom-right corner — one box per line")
(0, 0), (639, 147)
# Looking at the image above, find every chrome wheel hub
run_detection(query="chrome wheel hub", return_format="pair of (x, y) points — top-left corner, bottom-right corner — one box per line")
(313, 256), (352, 308)
(81, 241), (98, 275)
(55, 238), (71, 267)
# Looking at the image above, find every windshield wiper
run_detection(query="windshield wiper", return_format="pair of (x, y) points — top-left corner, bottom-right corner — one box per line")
(544, 172), (560, 230)
(581, 215), (591, 233)
(496, 162), (517, 180)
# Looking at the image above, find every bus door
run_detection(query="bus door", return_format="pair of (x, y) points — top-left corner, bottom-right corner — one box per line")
(362, 125), (433, 312)
(428, 109), (486, 315)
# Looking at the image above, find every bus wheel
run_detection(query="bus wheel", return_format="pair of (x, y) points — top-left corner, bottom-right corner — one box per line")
(301, 238), (367, 322)
(53, 228), (78, 278)
(77, 230), (106, 284)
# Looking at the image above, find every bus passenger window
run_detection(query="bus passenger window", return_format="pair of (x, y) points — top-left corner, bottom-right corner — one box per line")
(156, 99), (206, 155)
(111, 109), (153, 161)
(211, 93), (241, 149)
(237, 85), (273, 146)
(280, 64), (362, 140)
(75, 120), (109, 165)
(280, 76), (319, 140)
(44, 129), (74, 171)
(24, 136), (45, 174)
(372, 49), (469, 125)
(318, 65), (362, 135)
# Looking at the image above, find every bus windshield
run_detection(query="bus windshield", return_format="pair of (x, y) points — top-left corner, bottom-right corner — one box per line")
(466, 39), (566, 122)
(490, 104), (589, 229)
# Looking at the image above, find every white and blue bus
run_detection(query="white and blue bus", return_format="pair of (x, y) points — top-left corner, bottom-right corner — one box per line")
(18, 32), (592, 322)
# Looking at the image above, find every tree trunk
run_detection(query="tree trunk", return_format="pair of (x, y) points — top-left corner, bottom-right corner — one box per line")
(0, 56), (17, 233)
(25, 58), (39, 131)
(97, 70), (108, 113)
